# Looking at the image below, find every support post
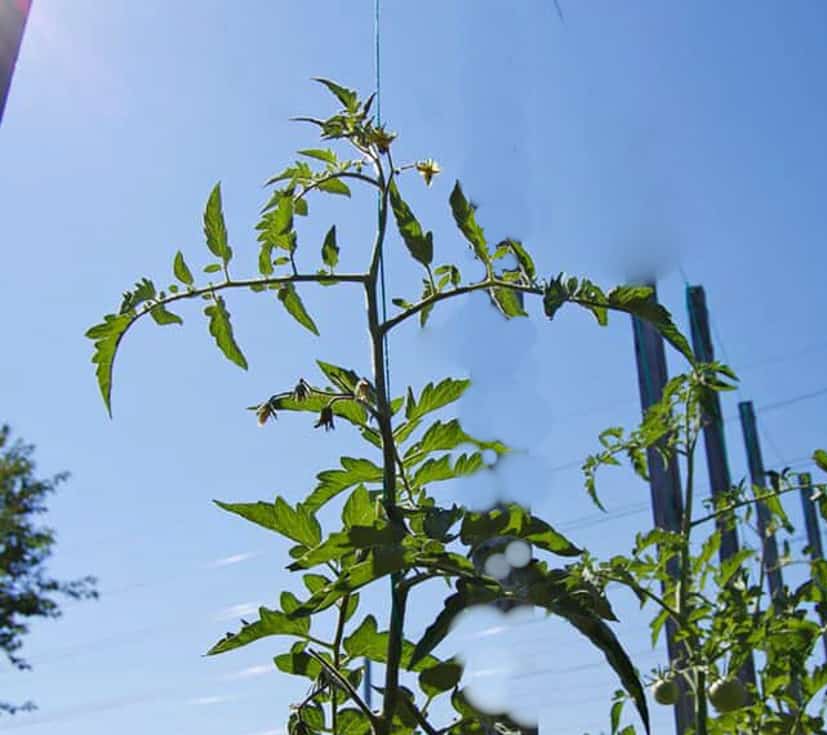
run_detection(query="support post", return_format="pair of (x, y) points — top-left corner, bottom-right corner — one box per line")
(798, 472), (827, 660)
(738, 401), (784, 601)
(686, 286), (757, 687)
(363, 658), (372, 711)
(0, 0), (32, 124)
(631, 285), (692, 735)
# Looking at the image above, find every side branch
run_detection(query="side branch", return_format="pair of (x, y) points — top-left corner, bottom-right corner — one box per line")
(140, 271), (368, 314)
(296, 171), (383, 201)
(690, 482), (822, 528)
(380, 279), (542, 334)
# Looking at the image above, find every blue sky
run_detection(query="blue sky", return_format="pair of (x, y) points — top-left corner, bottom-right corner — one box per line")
(1, 2), (826, 734)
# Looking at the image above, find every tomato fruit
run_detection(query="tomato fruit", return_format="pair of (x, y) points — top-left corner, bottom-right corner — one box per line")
(708, 678), (747, 713)
(652, 677), (679, 706)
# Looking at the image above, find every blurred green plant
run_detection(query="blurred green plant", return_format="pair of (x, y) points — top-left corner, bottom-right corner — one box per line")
(85, 79), (698, 735)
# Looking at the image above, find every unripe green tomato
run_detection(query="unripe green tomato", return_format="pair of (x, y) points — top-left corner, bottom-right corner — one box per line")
(652, 677), (679, 706)
(708, 678), (747, 713)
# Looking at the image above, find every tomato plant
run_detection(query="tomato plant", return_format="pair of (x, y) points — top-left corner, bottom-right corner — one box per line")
(575, 368), (827, 735)
(85, 80), (699, 734)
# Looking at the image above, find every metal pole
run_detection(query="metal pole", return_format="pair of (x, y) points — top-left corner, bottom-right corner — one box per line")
(0, 0), (32, 125)
(685, 285), (757, 687)
(798, 472), (827, 660)
(738, 401), (784, 602)
(631, 285), (692, 735)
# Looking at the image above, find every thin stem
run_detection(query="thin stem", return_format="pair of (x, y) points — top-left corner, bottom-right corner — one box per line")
(399, 695), (439, 735)
(603, 573), (682, 622)
(295, 171), (383, 201)
(696, 668), (709, 735)
(331, 594), (351, 735)
(145, 272), (368, 317)
(690, 483), (813, 528)
(363, 166), (407, 733)
(380, 278), (536, 334)
(306, 650), (379, 732)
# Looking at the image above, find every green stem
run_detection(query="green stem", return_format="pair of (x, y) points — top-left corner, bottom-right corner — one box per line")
(141, 272), (367, 322)
(295, 171), (383, 201)
(696, 668), (709, 735)
(365, 164), (407, 734)
(690, 483), (817, 528)
(331, 594), (350, 735)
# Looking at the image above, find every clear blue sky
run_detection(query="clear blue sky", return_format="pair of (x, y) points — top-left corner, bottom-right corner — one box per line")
(1, 2), (826, 734)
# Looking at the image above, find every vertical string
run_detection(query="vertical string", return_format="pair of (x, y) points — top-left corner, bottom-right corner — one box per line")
(376, 0), (391, 395)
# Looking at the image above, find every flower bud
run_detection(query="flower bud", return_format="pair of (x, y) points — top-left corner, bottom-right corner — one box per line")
(256, 402), (273, 427)
(293, 379), (310, 402)
(314, 405), (335, 431)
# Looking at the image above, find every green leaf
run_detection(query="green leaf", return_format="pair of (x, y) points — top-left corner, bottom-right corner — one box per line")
(297, 148), (338, 164)
(214, 497), (322, 547)
(274, 650), (322, 679)
(344, 614), (440, 672)
(410, 580), (500, 667)
(449, 181), (488, 264)
(305, 457), (383, 512)
(316, 360), (361, 393)
(280, 591), (301, 615)
(289, 547), (413, 614)
(303, 574), (329, 595)
(203, 182), (232, 265)
(606, 285), (693, 362)
(173, 251), (194, 286)
(405, 378), (471, 423)
(412, 453), (485, 487)
(543, 594), (650, 735)
(460, 504), (582, 558)
(119, 277), (156, 313)
(422, 505), (464, 542)
(336, 709), (372, 735)
(277, 284), (319, 336)
(389, 180), (434, 267)
(149, 304), (183, 326)
(321, 225), (339, 269)
(268, 388), (367, 428)
(302, 704), (325, 732)
(506, 239), (535, 281)
(419, 659), (463, 697)
(313, 78), (359, 112)
(85, 313), (132, 416)
(258, 242), (274, 276)
(203, 263), (222, 274)
(342, 485), (374, 528)
(287, 531), (353, 571)
(403, 419), (508, 465)
(542, 277), (567, 320)
(207, 606), (308, 655)
(204, 295), (248, 369)
(490, 287), (527, 318)
(317, 177), (351, 197)
(257, 196), (294, 246)
(814, 449), (827, 473)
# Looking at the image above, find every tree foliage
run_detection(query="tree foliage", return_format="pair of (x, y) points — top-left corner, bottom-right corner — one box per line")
(0, 426), (97, 715)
